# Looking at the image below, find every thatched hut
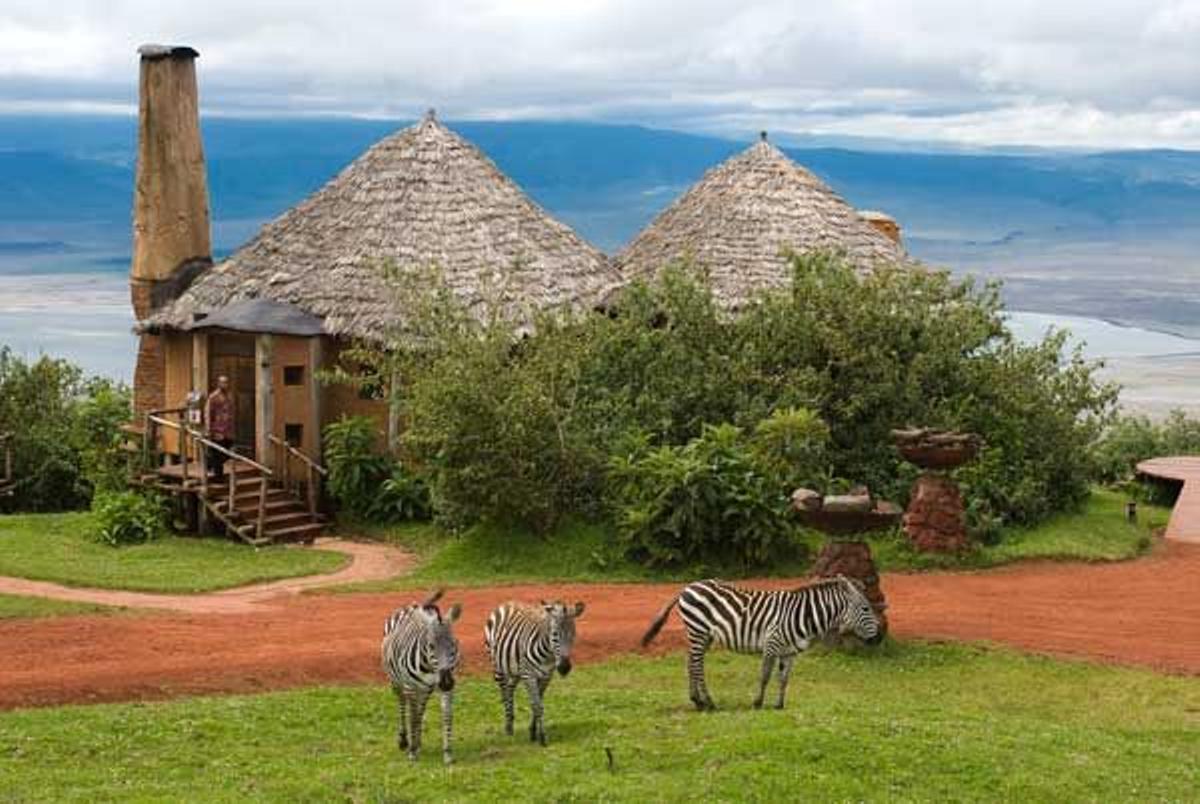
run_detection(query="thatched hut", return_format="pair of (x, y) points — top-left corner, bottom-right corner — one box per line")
(616, 135), (909, 309)
(130, 46), (618, 467)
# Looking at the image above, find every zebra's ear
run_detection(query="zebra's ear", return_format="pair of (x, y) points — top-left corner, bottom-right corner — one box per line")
(446, 603), (463, 623)
(421, 588), (445, 608)
(572, 601), (586, 618)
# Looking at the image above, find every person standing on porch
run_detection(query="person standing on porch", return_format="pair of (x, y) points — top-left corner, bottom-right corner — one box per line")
(205, 375), (235, 479)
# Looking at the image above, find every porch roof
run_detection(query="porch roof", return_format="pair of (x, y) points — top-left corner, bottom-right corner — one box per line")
(186, 298), (325, 337)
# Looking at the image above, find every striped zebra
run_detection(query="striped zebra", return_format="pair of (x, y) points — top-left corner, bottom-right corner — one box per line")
(484, 600), (585, 745)
(641, 576), (883, 711)
(380, 589), (463, 764)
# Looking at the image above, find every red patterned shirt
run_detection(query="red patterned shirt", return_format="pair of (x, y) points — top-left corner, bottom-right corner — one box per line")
(207, 391), (235, 441)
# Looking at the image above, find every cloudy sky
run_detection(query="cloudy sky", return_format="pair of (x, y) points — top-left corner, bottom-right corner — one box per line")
(2, 0), (1199, 149)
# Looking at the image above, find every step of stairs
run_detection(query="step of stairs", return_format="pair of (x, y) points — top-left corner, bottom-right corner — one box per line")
(204, 480), (325, 545)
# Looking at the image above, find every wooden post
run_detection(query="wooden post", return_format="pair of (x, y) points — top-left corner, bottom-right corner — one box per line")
(308, 337), (324, 464)
(307, 466), (317, 518)
(180, 425), (190, 486)
(197, 433), (209, 534)
(387, 368), (402, 454)
(228, 460), (236, 514)
(256, 477), (268, 542)
(192, 331), (210, 395)
(256, 334), (275, 468)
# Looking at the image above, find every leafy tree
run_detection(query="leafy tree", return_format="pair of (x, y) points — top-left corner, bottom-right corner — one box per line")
(0, 347), (131, 511)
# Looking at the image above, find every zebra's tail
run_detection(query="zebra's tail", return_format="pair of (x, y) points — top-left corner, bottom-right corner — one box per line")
(640, 593), (681, 648)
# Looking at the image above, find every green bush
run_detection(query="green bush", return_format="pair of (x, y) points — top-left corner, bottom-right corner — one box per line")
(323, 416), (393, 519)
(356, 253), (1114, 547)
(607, 423), (804, 569)
(0, 348), (131, 512)
(1091, 410), (1200, 485)
(404, 312), (609, 532)
(92, 491), (168, 546)
(369, 462), (433, 522)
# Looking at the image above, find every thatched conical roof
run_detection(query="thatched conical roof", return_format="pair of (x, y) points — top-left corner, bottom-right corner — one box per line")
(145, 112), (620, 338)
(616, 137), (909, 308)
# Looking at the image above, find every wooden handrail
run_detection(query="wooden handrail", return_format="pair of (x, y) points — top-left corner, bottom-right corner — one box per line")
(267, 434), (326, 518)
(147, 414), (273, 476)
(266, 434), (328, 476)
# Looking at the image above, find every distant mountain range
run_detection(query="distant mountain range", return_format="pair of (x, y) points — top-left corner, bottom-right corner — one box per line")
(2, 115), (1199, 335)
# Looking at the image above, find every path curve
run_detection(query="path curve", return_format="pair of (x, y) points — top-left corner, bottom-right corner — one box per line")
(1, 539), (1198, 710)
(0, 539), (415, 614)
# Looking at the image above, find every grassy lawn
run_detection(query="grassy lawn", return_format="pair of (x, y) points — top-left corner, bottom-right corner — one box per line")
(337, 488), (1166, 592)
(0, 643), (1196, 801)
(0, 512), (347, 593)
(335, 517), (812, 592)
(869, 487), (1169, 572)
(0, 593), (115, 620)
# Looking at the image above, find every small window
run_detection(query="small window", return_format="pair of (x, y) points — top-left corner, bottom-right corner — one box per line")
(283, 365), (305, 386)
(284, 423), (304, 446)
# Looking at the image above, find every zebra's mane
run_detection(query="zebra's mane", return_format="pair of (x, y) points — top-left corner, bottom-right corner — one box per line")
(789, 576), (862, 596)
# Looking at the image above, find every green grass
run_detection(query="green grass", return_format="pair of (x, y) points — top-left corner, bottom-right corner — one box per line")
(869, 487), (1169, 572)
(333, 517), (812, 593)
(336, 488), (1166, 592)
(0, 512), (348, 593)
(0, 593), (115, 620)
(1, 643), (1196, 802)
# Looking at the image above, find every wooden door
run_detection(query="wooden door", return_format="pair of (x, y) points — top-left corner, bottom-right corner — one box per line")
(208, 335), (257, 456)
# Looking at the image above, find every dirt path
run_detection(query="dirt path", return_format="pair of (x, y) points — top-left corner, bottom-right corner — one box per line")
(0, 539), (415, 614)
(2, 541), (1198, 710)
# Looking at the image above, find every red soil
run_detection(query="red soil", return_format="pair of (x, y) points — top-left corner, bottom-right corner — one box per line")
(2, 541), (1198, 710)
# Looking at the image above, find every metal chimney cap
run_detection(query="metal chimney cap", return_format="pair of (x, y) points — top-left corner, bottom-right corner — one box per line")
(138, 44), (200, 60)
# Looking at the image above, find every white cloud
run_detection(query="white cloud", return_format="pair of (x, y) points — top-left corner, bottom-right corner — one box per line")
(0, 0), (1198, 149)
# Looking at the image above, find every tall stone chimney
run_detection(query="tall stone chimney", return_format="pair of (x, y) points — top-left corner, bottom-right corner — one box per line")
(131, 44), (212, 415)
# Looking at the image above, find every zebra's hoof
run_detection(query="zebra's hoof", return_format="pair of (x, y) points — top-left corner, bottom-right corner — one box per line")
(775, 702), (786, 710)
(407, 750), (419, 762)
(397, 736), (409, 750)
(443, 753), (454, 766)
(752, 698), (764, 710)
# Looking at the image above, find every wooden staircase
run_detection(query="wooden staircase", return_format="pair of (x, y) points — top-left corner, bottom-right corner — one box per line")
(202, 468), (325, 546)
(132, 412), (327, 546)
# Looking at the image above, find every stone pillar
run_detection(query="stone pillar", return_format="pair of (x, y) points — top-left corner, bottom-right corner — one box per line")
(903, 473), (969, 552)
(130, 44), (212, 416)
(811, 540), (888, 630)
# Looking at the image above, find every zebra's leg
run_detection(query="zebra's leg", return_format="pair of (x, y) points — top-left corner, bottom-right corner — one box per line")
(776, 655), (796, 710)
(687, 632), (716, 711)
(440, 690), (454, 765)
(524, 673), (547, 745)
(408, 689), (429, 761)
(498, 675), (517, 736)
(753, 653), (776, 710)
(394, 687), (409, 751)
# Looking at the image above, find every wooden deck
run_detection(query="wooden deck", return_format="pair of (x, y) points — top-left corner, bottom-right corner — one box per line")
(1137, 456), (1200, 543)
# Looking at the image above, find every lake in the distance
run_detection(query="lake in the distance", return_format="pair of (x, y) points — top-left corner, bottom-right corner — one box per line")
(1, 273), (1196, 416)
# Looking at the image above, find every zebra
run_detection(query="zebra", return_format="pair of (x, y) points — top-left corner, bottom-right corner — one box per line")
(641, 576), (884, 711)
(484, 600), (585, 745)
(380, 589), (463, 764)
